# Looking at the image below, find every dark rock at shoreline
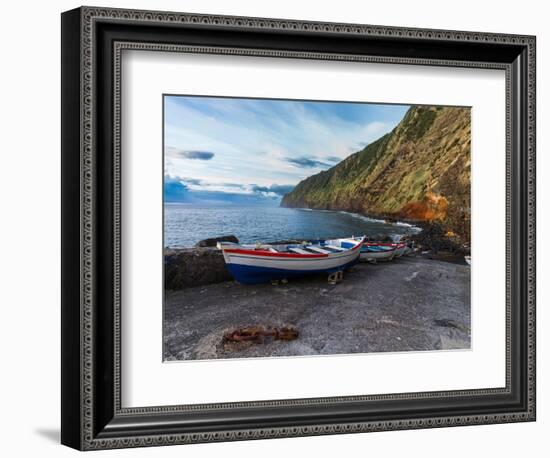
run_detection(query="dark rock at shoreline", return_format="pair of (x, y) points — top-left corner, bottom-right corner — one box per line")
(422, 251), (468, 265)
(165, 247), (231, 289)
(195, 235), (239, 248)
(406, 222), (469, 255)
(366, 233), (394, 243)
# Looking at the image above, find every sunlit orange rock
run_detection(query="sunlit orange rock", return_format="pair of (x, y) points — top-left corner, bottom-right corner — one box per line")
(398, 192), (448, 222)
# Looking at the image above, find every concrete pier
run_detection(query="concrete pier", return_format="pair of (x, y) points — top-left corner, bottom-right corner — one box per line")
(163, 256), (471, 361)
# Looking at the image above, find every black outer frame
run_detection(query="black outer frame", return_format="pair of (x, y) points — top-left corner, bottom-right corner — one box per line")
(61, 6), (536, 451)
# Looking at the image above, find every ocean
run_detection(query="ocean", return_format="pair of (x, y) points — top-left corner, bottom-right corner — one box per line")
(164, 203), (421, 248)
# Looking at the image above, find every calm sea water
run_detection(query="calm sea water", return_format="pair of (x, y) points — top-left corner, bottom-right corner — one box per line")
(165, 203), (421, 248)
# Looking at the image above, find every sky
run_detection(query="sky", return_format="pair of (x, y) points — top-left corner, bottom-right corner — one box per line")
(164, 95), (409, 205)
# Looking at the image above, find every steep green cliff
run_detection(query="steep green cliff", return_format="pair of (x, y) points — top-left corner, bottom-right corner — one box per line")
(281, 106), (471, 241)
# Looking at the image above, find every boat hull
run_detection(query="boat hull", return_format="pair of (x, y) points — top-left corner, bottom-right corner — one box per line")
(346, 238), (401, 262)
(359, 248), (396, 261)
(363, 242), (408, 258)
(394, 245), (407, 257)
(219, 238), (363, 284)
(225, 258), (359, 284)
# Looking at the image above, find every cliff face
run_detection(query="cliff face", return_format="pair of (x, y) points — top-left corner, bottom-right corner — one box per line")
(281, 106), (471, 241)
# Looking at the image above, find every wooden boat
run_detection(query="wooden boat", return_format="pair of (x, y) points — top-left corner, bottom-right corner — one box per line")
(217, 236), (365, 285)
(346, 236), (408, 261)
(364, 241), (408, 257)
(396, 243), (409, 257)
(359, 243), (397, 262)
(344, 238), (398, 261)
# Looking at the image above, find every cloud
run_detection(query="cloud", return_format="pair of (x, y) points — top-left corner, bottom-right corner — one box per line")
(182, 150), (215, 160)
(164, 175), (295, 203)
(182, 179), (294, 198)
(165, 175), (186, 185)
(164, 175), (292, 205)
(164, 176), (189, 202)
(180, 177), (203, 186)
(285, 156), (331, 168)
(220, 182), (247, 189)
(325, 156), (342, 163)
(251, 184), (294, 196)
(182, 179), (249, 194)
(166, 147), (215, 160)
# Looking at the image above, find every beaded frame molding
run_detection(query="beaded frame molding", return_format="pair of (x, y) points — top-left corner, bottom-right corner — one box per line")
(61, 6), (536, 450)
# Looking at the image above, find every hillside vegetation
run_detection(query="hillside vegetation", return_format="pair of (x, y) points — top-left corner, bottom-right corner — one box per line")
(281, 106), (471, 241)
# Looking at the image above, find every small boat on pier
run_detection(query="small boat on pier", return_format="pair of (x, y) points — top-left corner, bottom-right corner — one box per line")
(360, 244), (397, 261)
(364, 241), (408, 257)
(217, 237), (365, 284)
(346, 237), (411, 261)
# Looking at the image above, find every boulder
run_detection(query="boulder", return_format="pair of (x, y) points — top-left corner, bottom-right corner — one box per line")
(164, 247), (232, 289)
(195, 235), (239, 248)
(409, 222), (468, 255)
(366, 233), (394, 243)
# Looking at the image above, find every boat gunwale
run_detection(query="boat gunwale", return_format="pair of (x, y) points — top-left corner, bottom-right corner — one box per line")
(219, 237), (364, 260)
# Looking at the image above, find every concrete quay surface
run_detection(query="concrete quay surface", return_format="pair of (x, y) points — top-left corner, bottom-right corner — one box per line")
(163, 256), (471, 361)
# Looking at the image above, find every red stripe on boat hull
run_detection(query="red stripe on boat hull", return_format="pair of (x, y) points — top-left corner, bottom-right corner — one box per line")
(223, 248), (327, 258)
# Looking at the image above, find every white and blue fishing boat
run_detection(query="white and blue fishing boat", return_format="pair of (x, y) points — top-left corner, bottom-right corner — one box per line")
(347, 237), (408, 261)
(217, 237), (365, 285)
(365, 241), (408, 258)
(359, 243), (397, 261)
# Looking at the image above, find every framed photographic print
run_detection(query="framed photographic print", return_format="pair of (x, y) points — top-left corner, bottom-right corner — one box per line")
(61, 6), (536, 450)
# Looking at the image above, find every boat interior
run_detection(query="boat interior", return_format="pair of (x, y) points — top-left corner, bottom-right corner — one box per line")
(241, 238), (359, 255)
